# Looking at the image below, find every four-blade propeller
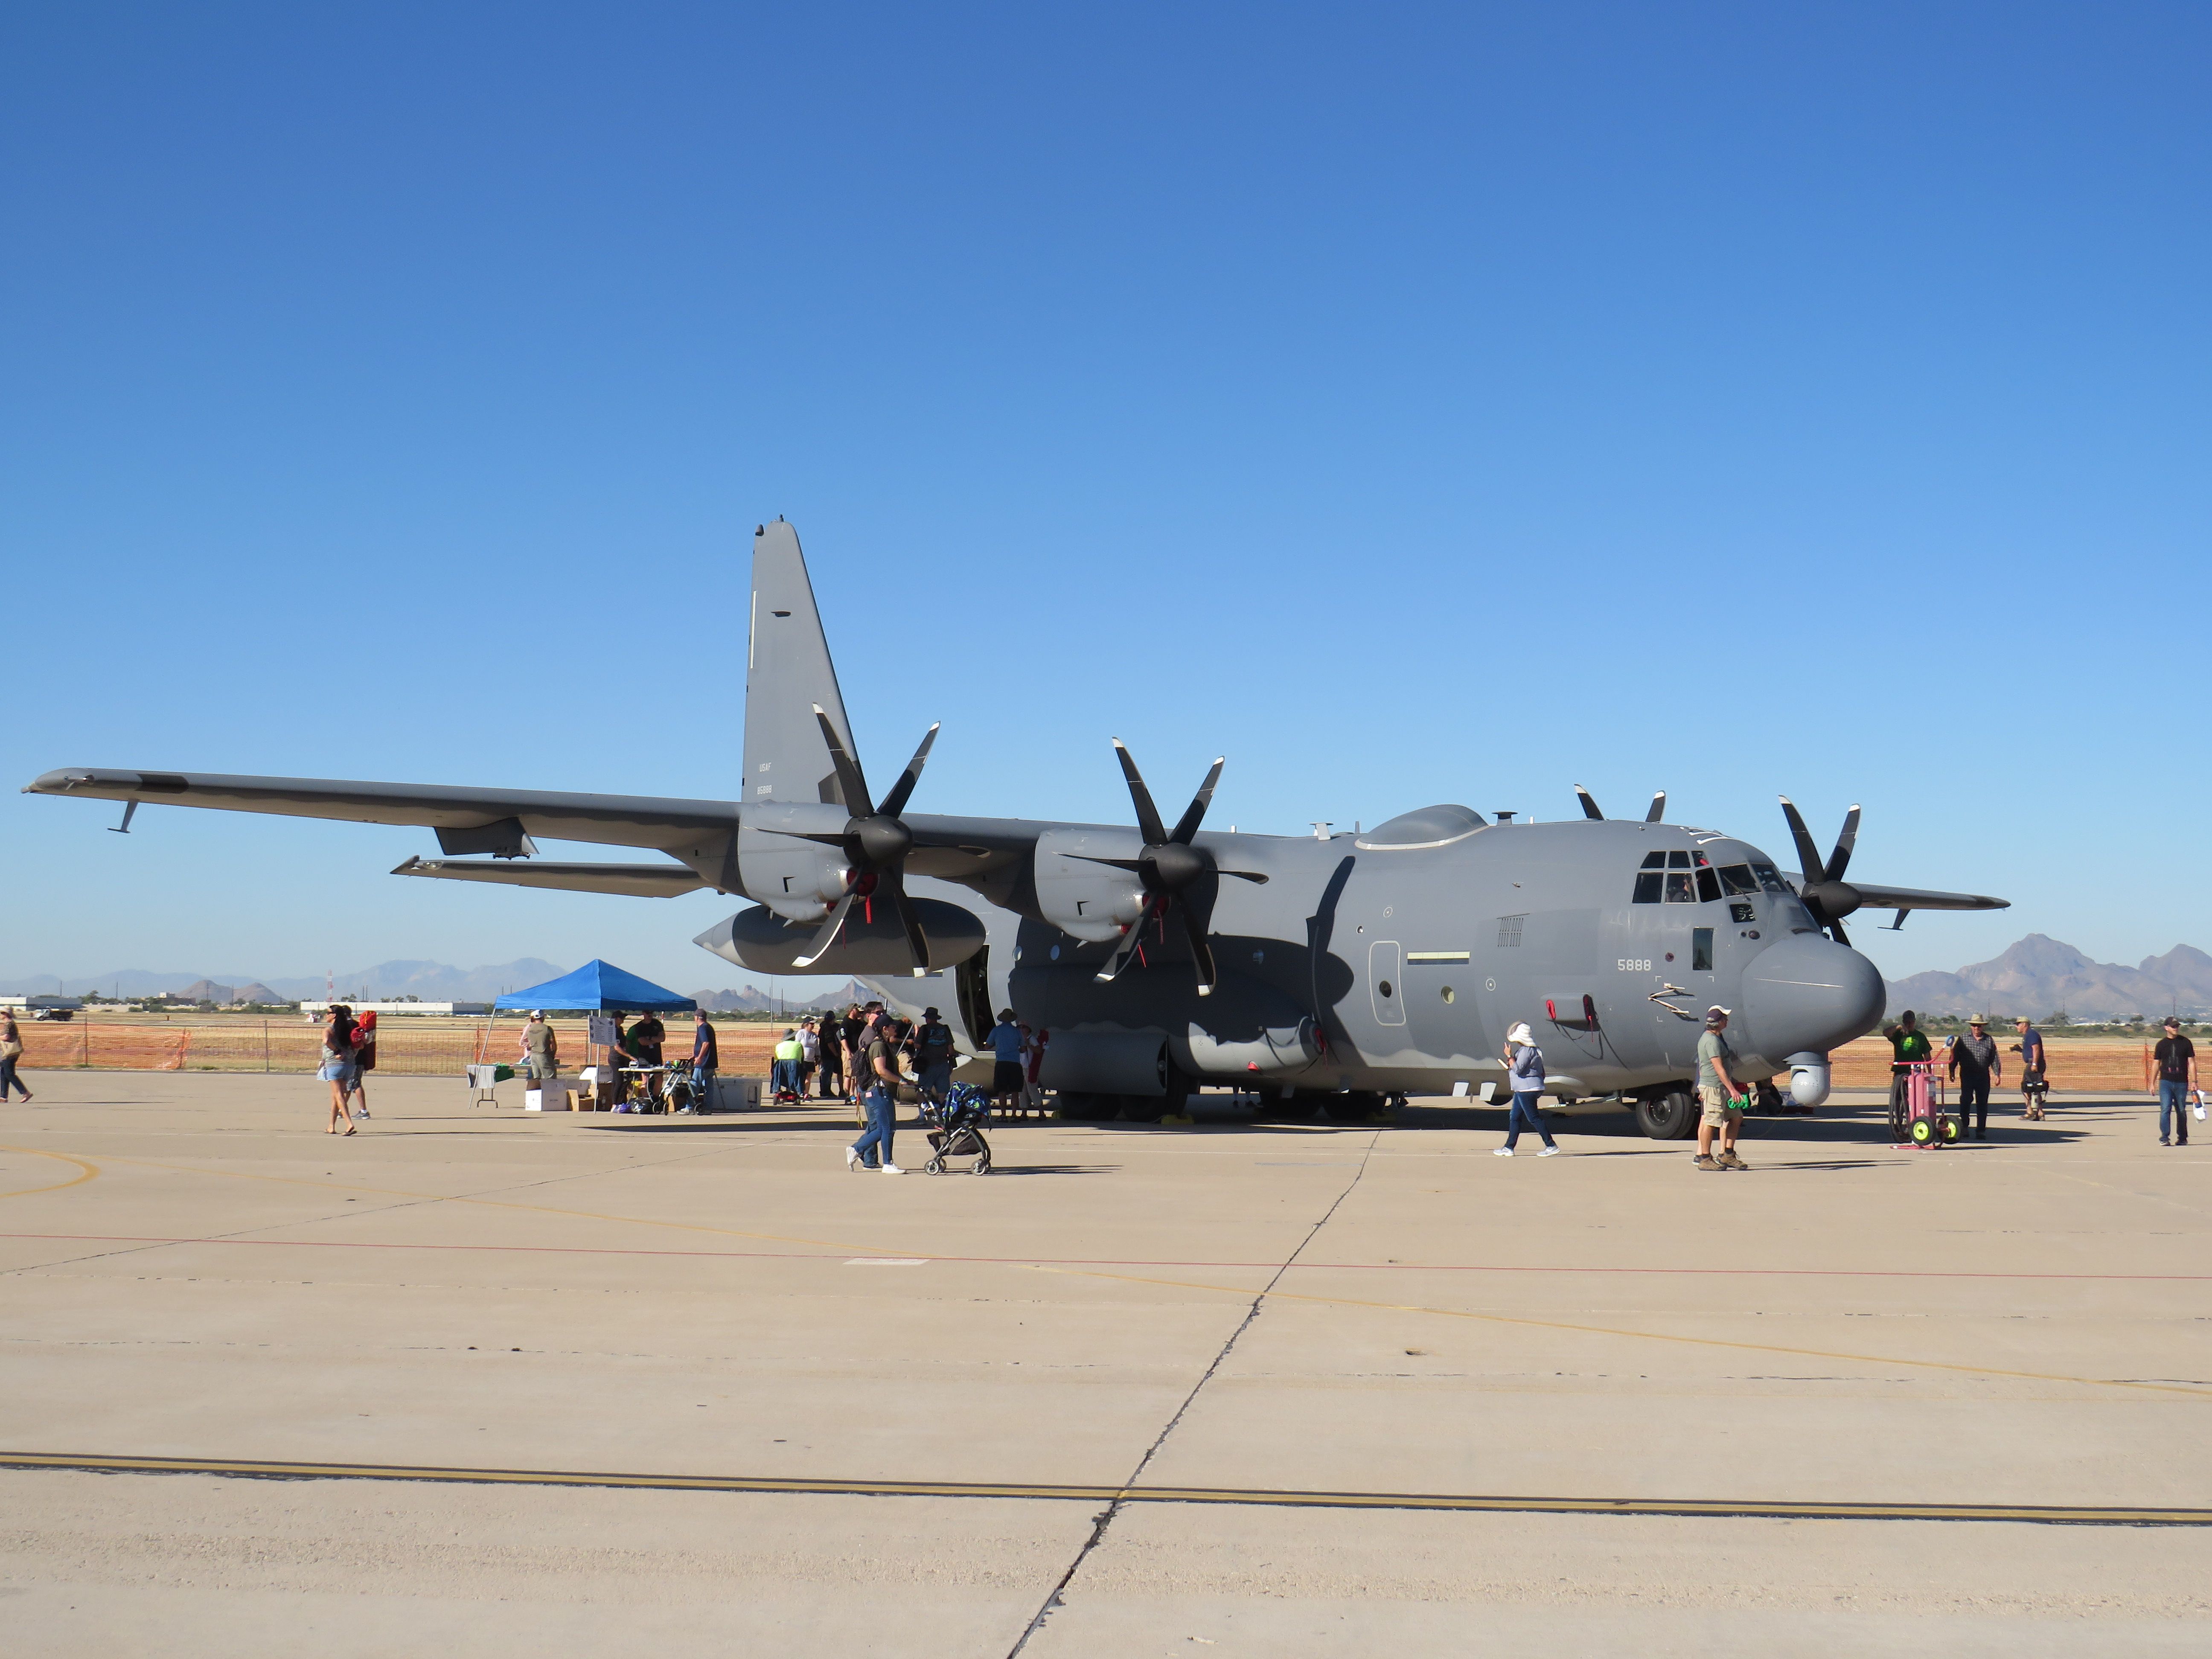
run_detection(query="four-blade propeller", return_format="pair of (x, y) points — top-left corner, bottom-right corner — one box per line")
(789, 706), (939, 976)
(1078, 741), (1266, 997)
(1778, 795), (1863, 946)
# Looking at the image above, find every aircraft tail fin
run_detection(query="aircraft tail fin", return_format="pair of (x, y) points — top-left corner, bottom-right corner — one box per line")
(743, 521), (858, 808)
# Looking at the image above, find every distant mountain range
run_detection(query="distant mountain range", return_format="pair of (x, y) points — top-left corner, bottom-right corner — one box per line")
(1886, 935), (2212, 1021)
(2, 960), (866, 1013)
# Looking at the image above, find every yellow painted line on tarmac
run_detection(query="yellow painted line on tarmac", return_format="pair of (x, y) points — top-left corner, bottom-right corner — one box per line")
(0, 1450), (2201, 1526)
(0, 1146), (101, 1199)
(1026, 1264), (2212, 1402)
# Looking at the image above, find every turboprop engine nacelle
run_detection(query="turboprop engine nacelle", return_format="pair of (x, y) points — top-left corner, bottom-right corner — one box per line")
(696, 900), (987, 976)
(736, 805), (852, 923)
(1033, 827), (1147, 943)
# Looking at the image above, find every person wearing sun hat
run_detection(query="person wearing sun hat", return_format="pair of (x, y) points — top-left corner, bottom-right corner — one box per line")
(1947, 1015), (2001, 1141)
(1493, 1021), (1560, 1157)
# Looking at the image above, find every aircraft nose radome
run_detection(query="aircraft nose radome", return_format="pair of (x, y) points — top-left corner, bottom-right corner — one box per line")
(1740, 934), (1885, 1060)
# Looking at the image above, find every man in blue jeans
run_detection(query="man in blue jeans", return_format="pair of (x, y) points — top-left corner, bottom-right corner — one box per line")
(685, 1008), (717, 1114)
(846, 1013), (905, 1174)
(2154, 1017), (2197, 1147)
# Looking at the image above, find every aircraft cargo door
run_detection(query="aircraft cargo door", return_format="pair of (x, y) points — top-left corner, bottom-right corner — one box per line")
(1369, 940), (1406, 1026)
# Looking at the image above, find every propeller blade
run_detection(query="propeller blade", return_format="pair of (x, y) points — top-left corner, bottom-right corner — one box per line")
(1110, 740), (1169, 846)
(811, 706), (875, 818)
(1645, 791), (1666, 824)
(1177, 897), (1218, 996)
(874, 722), (940, 819)
(1827, 915), (1852, 949)
(1167, 758), (1225, 845)
(1574, 786), (1604, 821)
(1218, 867), (1269, 884)
(1825, 805), (1862, 885)
(1094, 896), (1162, 984)
(1777, 796), (1828, 888)
(790, 890), (857, 969)
(880, 871), (931, 978)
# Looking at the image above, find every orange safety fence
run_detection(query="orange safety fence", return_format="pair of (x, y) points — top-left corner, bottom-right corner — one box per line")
(9, 1016), (789, 1076)
(1828, 1036), (2160, 1091)
(15, 1020), (2161, 1089)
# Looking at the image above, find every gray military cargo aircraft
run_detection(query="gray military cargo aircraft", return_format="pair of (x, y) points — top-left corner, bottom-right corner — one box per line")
(26, 521), (2006, 1138)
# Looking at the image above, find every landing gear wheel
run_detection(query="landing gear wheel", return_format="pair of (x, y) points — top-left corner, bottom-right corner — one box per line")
(1938, 1115), (1962, 1144)
(1909, 1116), (1936, 1147)
(1118, 1096), (1166, 1123)
(1634, 1089), (1698, 1140)
(1254, 1090), (1321, 1121)
(1326, 1091), (1386, 1121)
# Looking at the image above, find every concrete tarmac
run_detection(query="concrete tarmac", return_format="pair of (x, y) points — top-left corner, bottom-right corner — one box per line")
(0, 1072), (2206, 1654)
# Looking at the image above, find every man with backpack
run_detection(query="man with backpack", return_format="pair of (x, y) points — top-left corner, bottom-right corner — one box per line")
(911, 1007), (957, 1106)
(2154, 1017), (2197, 1147)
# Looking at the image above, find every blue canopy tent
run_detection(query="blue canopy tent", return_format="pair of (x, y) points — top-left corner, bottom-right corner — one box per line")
(493, 960), (697, 1013)
(481, 962), (700, 1108)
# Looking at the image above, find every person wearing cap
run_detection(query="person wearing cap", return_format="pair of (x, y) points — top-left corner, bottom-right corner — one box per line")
(987, 1008), (1026, 1115)
(798, 1016), (821, 1097)
(911, 1005), (956, 1107)
(847, 1008), (905, 1173)
(771, 1027), (804, 1101)
(2153, 1017), (2197, 1147)
(521, 1009), (558, 1098)
(1882, 1010), (1932, 1142)
(2012, 1016), (2048, 1120)
(1695, 1006), (1748, 1171)
(1494, 1022), (1560, 1157)
(1947, 1016), (2002, 1140)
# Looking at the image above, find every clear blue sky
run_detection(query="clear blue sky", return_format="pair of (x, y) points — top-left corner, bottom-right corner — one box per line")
(4, 2), (2207, 993)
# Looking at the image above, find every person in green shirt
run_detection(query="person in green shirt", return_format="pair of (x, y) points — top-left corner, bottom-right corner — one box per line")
(1694, 1007), (1749, 1171)
(772, 1028), (804, 1100)
(1883, 1010), (1932, 1141)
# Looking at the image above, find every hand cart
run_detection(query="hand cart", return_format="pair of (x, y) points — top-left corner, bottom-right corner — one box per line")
(1895, 1060), (1958, 1148)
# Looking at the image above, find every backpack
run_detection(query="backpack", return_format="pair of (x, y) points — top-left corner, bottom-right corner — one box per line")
(917, 1022), (953, 1063)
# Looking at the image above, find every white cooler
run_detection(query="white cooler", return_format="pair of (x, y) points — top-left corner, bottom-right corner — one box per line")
(524, 1077), (573, 1112)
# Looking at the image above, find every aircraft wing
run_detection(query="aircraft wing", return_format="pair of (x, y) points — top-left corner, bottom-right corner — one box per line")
(392, 856), (709, 897)
(24, 768), (738, 868)
(1844, 882), (2009, 913)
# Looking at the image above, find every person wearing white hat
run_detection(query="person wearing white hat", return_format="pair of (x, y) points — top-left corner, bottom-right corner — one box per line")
(1495, 1021), (1560, 1157)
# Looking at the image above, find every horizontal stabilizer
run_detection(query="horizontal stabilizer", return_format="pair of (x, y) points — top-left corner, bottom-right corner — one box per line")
(392, 856), (707, 898)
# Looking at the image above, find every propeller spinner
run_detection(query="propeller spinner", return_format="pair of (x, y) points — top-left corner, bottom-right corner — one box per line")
(788, 706), (940, 976)
(1080, 741), (1266, 997)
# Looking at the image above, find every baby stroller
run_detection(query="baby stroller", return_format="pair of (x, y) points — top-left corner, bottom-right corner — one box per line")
(920, 1082), (994, 1176)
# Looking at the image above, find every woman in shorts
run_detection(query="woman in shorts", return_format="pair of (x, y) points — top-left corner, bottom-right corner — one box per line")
(0, 1007), (31, 1103)
(321, 1006), (359, 1135)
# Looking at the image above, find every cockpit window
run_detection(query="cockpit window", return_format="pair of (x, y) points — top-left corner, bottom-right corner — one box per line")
(1664, 871), (1696, 902)
(1718, 864), (1759, 896)
(1632, 870), (1662, 903)
(1666, 850), (1691, 869)
(1749, 862), (1793, 894)
(1696, 867), (1721, 903)
(1639, 852), (1665, 870)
